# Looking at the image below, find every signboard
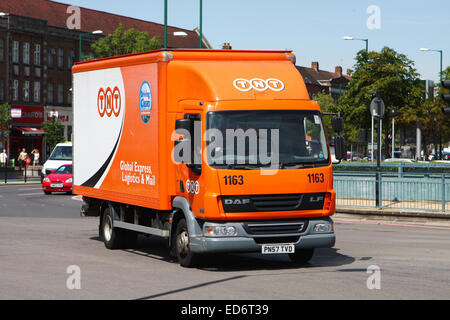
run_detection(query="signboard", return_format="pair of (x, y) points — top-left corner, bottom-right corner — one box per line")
(11, 106), (44, 124)
(11, 109), (22, 119)
(370, 97), (385, 119)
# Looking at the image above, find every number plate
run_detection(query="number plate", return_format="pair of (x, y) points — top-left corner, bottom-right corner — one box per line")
(262, 244), (295, 254)
(51, 184), (63, 188)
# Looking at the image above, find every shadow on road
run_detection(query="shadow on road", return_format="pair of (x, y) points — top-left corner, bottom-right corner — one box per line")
(90, 235), (356, 271)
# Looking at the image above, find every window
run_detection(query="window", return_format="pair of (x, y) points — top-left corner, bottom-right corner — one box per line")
(23, 81), (30, 102)
(57, 48), (64, 69)
(34, 81), (40, 103)
(12, 80), (19, 101)
(0, 39), (4, 61)
(47, 48), (55, 68)
(23, 43), (30, 64)
(0, 79), (4, 101)
(67, 88), (72, 105)
(67, 50), (75, 70)
(57, 84), (63, 104)
(12, 41), (19, 63)
(47, 83), (53, 104)
(34, 44), (41, 66)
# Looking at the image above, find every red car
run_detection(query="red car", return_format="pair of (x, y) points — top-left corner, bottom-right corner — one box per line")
(42, 164), (73, 195)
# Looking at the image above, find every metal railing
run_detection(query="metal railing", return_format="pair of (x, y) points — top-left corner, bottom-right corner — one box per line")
(334, 172), (450, 212)
(0, 162), (42, 184)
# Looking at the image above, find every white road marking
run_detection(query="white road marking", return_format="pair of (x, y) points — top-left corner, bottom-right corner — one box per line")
(18, 193), (44, 197)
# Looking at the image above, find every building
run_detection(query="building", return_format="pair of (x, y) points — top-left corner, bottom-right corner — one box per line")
(296, 62), (351, 101)
(0, 0), (209, 162)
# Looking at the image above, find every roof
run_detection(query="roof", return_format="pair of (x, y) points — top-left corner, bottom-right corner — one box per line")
(296, 65), (352, 87)
(0, 0), (204, 48)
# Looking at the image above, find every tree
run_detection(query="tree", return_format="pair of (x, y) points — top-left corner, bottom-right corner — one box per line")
(313, 92), (339, 137)
(91, 24), (162, 59)
(42, 117), (65, 152)
(0, 103), (12, 151)
(337, 47), (424, 157)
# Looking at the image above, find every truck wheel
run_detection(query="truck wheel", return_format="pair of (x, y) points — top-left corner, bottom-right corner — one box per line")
(100, 207), (137, 249)
(174, 218), (199, 268)
(289, 249), (314, 264)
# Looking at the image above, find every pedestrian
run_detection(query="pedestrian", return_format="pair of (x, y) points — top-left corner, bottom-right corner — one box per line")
(31, 149), (40, 166)
(17, 148), (28, 169)
(0, 149), (7, 167)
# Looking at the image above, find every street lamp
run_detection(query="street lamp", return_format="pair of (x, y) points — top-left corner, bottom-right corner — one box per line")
(419, 48), (443, 86)
(343, 36), (369, 52)
(79, 30), (103, 62)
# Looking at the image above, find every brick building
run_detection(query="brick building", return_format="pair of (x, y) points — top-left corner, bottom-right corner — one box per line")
(296, 62), (351, 101)
(0, 0), (209, 162)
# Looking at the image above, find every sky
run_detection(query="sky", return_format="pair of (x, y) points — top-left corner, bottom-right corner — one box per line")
(55, 0), (450, 83)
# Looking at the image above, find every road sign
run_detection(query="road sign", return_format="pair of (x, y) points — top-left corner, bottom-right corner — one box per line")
(370, 97), (385, 118)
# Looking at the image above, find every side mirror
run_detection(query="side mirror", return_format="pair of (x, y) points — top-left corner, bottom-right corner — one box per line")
(333, 136), (346, 161)
(331, 117), (344, 134)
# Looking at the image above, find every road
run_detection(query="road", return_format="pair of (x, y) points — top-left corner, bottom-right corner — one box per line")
(0, 183), (449, 300)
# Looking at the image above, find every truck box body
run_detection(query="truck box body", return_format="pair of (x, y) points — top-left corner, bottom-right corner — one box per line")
(73, 49), (337, 264)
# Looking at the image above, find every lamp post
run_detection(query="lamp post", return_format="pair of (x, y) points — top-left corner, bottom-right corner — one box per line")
(419, 48), (443, 86)
(199, 0), (203, 48)
(164, 0), (202, 49)
(343, 36), (369, 52)
(79, 30), (103, 62)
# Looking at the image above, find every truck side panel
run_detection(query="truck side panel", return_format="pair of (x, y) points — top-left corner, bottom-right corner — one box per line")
(74, 62), (170, 210)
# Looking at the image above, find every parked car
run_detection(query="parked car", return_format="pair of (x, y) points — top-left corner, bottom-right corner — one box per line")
(42, 164), (73, 195)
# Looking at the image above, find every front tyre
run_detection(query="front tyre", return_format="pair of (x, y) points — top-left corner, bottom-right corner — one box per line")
(289, 248), (314, 264)
(175, 218), (199, 268)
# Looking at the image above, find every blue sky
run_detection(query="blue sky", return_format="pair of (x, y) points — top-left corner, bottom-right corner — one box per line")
(56, 0), (450, 83)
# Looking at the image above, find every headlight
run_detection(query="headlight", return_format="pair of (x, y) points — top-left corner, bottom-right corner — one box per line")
(313, 222), (333, 233)
(44, 177), (50, 183)
(66, 178), (73, 183)
(205, 225), (237, 237)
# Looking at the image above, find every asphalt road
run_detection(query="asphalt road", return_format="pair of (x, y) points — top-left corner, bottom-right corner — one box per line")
(0, 183), (449, 300)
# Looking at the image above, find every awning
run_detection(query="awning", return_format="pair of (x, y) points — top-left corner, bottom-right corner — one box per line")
(14, 127), (45, 136)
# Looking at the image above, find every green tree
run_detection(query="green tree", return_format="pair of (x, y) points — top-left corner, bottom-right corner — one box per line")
(313, 92), (339, 137)
(337, 47), (424, 157)
(42, 117), (65, 152)
(0, 103), (12, 151)
(91, 24), (162, 59)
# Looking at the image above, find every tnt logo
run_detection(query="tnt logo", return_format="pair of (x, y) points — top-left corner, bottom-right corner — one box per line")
(98, 87), (121, 117)
(233, 78), (285, 92)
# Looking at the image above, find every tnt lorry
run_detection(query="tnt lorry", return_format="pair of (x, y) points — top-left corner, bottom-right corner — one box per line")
(73, 49), (346, 267)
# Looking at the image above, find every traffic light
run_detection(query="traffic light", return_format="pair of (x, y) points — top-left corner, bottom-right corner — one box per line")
(442, 80), (450, 115)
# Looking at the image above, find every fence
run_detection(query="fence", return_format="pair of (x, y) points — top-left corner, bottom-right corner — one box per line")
(334, 171), (450, 212)
(0, 162), (42, 184)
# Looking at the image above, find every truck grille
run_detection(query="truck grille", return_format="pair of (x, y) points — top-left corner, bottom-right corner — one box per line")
(222, 193), (326, 213)
(252, 194), (302, 211)
(244, 220), (308, 235)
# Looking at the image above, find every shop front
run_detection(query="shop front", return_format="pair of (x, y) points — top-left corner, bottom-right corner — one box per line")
(9, 106), (45, 165)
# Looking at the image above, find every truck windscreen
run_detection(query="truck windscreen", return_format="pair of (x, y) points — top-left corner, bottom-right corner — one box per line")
(206, 110), (329, 169)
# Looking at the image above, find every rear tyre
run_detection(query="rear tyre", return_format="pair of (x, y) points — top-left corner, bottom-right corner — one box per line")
(100, 207), (137, 249)
(44, 191), (51, 195)
(175, 218), (199, 268)
(289, 248), (314, 264)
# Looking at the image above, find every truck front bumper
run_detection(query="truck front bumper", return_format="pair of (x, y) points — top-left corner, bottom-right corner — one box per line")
(189, 217), (335, 254)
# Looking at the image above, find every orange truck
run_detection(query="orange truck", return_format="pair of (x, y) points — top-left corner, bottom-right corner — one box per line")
(73, 49), (346, 267)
